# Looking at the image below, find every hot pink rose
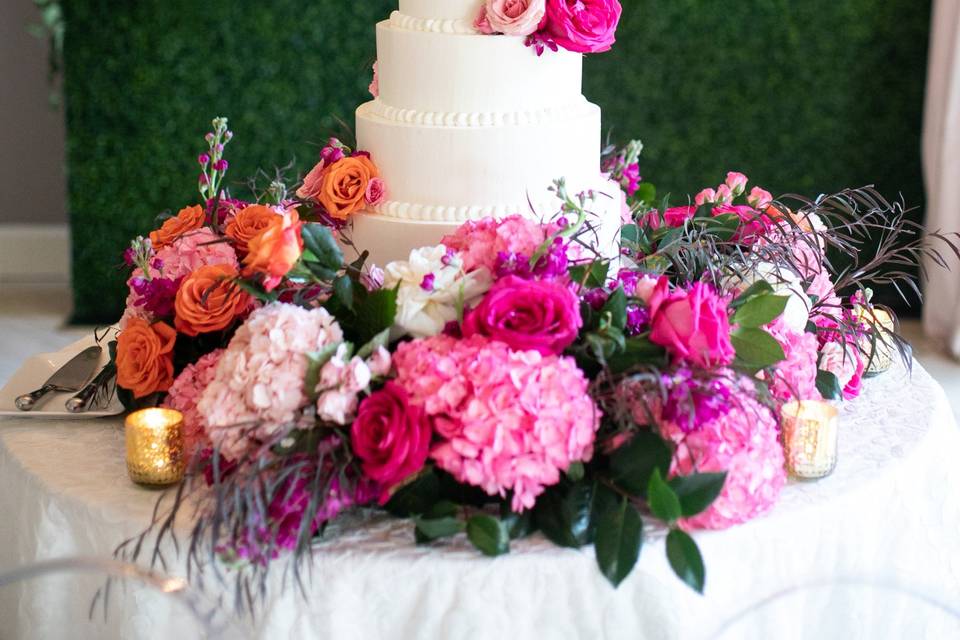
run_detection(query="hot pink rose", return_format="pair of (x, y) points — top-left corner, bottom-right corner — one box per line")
(462, 275), (581, 355)
(649, 282), (735, 368)
(351, 382), (432, 503)
(712, 204), (771, 244)
(664, 205), (696, 227)
(477, 0), (546, 36)
(544, 0), (622, 54)
(365, 177), (386, 206)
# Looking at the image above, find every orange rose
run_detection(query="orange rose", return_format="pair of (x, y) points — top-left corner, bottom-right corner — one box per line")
(242, 209), (303, 291)
(225, 204), (279, 256)
(174, 264), (252, 336)
(318, 156), (379, 220)
(149, 205), (206, 249)
(116, 318), (177, 398)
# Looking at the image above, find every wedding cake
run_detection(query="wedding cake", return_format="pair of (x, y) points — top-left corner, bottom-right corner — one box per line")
(349, 0), (624, 265)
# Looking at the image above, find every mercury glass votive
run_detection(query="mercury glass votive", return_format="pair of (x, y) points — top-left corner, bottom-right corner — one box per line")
(125, 408), (186, 486)
(781, 401), (839, 479)
(859, 307), (897, 376)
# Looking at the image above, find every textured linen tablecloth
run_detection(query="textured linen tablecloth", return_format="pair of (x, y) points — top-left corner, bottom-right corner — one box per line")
(1, 361), (959, 640)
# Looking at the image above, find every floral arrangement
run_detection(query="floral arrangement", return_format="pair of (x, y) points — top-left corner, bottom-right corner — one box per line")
(112, 120), (957, 608)
(473, 0), (623, 56)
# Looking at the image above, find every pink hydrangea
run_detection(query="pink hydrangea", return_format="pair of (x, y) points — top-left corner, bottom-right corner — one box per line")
(393, 334), (601, 512)
(440, 215), (558, 274)
(198, 304), (344, 460)
(162, 349), (224, 455)
(660, 375), (786, 530)
(766, 319), (821, 403)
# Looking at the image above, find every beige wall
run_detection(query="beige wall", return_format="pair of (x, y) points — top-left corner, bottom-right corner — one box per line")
(0, 0), (68, 225)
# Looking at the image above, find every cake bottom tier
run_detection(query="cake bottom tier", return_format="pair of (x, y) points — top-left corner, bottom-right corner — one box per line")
(344, 178), (625, 267)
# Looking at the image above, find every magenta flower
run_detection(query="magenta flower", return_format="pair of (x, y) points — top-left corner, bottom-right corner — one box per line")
(649, 282), (735, 368)
(543, 0), (622, 53)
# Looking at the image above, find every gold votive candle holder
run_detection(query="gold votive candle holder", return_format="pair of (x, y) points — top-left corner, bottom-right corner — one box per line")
(781, 401), (839, 479)
(125, 408), (186, 486)
(858, 307), (897, 377)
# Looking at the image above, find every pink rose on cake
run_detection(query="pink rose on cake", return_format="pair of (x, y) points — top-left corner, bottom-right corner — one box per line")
(544, 0), (622, 54)
(476, 0), (546, 37)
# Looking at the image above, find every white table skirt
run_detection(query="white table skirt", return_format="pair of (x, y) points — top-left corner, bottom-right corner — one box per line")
(1, 361), (959, 640)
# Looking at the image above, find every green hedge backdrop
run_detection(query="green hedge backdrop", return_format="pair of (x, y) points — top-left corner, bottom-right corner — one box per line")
(64, 0), (931, 323)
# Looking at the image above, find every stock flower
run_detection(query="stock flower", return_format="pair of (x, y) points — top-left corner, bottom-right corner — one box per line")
(242, 209), (303, 292)
(116, 318), (176, 398)
(198, 304), (345, 460)
(660, 375), (786, 530)
(384, 245), (492, 338)
(462, 275), (581, 355)
(544, 0), (622, 53)
(174, 264), (251, 336)
(394, 335), (600, 512)
(225, 204), (281, 256)
(476, 0), (546, 36)
(318, 155), (379, 220)
(649, 282), (735, 368)
(149, 205), (206, 249)
(352, 382), (432, 502)
(162, 349), (224, 454)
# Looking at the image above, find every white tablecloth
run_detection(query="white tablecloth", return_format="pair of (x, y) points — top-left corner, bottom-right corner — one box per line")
(1, 361), (959, 640)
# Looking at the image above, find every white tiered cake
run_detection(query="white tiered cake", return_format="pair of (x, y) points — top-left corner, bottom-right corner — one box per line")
(350, 0), (623, 265)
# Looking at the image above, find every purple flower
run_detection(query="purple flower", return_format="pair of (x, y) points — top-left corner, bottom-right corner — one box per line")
(132, 276), (183, 318)
(525, 31), (559, 56)
(213, 159), (229, 172)
(583, 288), (609, 311)
(626, 304), (649, 337)
(420, 273), (436, 291)
(321, 145), (346, 165)
(659, 369), (732, 433)
(198, 154), (210, 166)
(623, 163), (642, 196)
(122, 247), (136, 267)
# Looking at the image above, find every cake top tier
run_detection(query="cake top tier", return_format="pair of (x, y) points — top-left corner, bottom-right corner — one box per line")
(399, 0), (482, 22)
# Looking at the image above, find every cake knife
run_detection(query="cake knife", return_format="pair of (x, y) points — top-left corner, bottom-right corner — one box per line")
(14, 345), (103, 411)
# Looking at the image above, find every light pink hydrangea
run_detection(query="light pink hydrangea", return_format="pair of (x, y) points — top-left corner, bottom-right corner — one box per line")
(315, 344), (391, 425)
(766, 319), (821, 403)
(198, 304), (344, 460)
(162, 349), (224, 455)
(440, 215), (557, 274)
(660, 375), (786, 530)
(393, 334), (601, 512)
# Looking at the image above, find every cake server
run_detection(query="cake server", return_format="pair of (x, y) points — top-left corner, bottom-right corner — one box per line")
(14, 345), (103, 411)
(65, 362), (117, 414)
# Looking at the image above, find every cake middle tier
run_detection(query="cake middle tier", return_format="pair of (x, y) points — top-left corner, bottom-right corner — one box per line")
(356, 98), (602, 221)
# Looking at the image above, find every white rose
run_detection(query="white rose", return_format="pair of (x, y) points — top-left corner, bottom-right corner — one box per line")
(384, 245), (492, 338)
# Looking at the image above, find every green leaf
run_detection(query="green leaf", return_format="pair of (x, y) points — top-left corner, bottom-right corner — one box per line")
(466, 515), (510, 557)
(353, 286), (398, 345)
(500, 504), (536, 540)
(729, 280), (775, 310)
(356, 328), (390, 360)
(634, 182), (656, 206)
(332, 275), (354, 312)
(566, 461), (585, 482)
(603, 286), (628, 330)
(732, 294), (789, 328)
(301, 223), (343, 272)
(608, 430), (673, 497)
(647, 468), (682, 523)
(569, 261), (610, 289)
(592, 485), (644, 587)
(816, 369), (843, 400)
(668, 472), (727, 517)
(606, 337), (668, 374)
(414, 516), (464, 542)
(666, 529), (706, 594)
(731, 327), (786, 369)
(533, 479), (594, 548)
(620, 224), (640, 244)
(385, 468), (440, 517)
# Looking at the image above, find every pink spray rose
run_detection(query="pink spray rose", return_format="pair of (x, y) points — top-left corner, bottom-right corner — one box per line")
(477, 0), (546, 36)
(649, 282), (735, 368)
(725, 171), (749, 196)
(544, 0), (622, 53)
(365, 177), (386, 206)
(369, 61), (379, 98)
(351, 382), (432, 503)
(462, 275), (582, 355)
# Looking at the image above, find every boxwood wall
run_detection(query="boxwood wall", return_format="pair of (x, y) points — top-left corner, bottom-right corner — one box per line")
(64, 0), (931, 323)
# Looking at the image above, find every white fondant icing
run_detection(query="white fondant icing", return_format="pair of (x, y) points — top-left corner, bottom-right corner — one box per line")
(375, 21), (582, 114)
(389, 11), (476, 35)
(356, 100), (601, 211)
(398, 0), (483, 22)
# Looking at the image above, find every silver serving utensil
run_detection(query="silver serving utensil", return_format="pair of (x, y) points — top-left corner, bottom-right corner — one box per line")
(15, 346), (103, 411)
(65, 363), (116, 414)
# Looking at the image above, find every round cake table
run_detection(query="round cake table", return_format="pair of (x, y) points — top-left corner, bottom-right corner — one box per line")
(1, 361), (959, 640)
